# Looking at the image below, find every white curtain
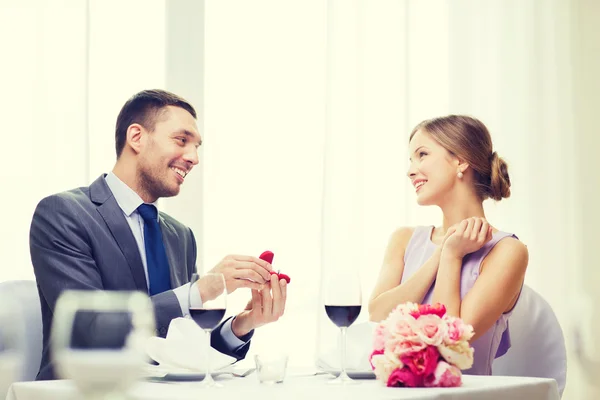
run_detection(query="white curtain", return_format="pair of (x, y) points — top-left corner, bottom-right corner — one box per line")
(569, 1), (600, 399)
(319, 1), (593, 399)
(86, 0), (166, 179)
(200, 0), (326, 367)
(0, 0), (166, 283)
(0, 0), (88, 281)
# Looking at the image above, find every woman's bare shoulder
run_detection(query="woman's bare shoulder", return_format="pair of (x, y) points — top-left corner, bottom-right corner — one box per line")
(484, 235), (529, 271)
(388, 226), (416, 247)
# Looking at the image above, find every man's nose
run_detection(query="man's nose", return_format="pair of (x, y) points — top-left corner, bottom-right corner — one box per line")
(183, 148), (199, 166)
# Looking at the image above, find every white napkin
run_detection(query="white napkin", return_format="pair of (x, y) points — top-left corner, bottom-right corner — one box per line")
(145, 317), (236, 372)
(317, 322), (376, 371)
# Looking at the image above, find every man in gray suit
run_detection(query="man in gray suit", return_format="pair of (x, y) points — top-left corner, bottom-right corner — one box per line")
(30, 89), (287, 380)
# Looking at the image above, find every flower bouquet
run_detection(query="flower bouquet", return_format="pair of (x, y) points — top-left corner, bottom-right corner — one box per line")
(369, 303), (474, 387)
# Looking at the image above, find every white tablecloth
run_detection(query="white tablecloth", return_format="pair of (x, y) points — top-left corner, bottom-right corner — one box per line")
(6, 372), (560, 400)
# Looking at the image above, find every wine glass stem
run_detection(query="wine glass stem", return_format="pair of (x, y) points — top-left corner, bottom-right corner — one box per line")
(340, 326), (348, 377)
(205, 329), (212, 382)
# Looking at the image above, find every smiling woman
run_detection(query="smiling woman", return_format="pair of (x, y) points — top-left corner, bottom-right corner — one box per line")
(369, 115), (527, 377)
(406, 116), (511, 208)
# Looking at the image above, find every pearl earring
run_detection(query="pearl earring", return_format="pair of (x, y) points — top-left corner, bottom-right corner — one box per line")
(457, 171), (463, 179)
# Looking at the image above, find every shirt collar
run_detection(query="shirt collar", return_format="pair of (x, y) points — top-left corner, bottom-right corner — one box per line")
(104, 172), (159, 220)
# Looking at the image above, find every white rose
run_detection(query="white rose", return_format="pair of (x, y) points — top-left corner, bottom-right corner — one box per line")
(438, 341), (474, 370)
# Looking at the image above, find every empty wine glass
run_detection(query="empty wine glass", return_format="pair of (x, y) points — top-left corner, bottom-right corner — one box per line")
(188, 272), (227, 388)
(52, 290), (155, 400)
(324, 270), (362, 384)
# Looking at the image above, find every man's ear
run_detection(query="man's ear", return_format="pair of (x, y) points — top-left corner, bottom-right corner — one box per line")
(126, 124), (144, 155)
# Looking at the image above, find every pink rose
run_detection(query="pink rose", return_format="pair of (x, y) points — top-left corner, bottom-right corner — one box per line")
(444, 316), (474, 344)
(414, 314), (446, 346)
(424, 361), (462, 387)
(393, 302), (420, 316)
(373, 324), (387, 351)
(369, 349), (384, 370)
(387, 367), (423, 387)
(387, 337), (427, 357)
(385, 316), (426, 356)
(391, 317), (419, 339)
(400, 346), (440, 377)
(411, 303), (447, 319)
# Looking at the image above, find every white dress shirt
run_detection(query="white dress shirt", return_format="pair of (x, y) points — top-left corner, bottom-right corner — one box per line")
(104, 172), (247, 350)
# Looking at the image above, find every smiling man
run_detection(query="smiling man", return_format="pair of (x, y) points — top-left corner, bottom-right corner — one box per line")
(30, 89), (288, 380)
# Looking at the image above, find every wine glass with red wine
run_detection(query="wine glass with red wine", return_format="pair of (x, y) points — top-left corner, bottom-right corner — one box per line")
(188, 272), (227, 388)
(324, 270), (362, 384)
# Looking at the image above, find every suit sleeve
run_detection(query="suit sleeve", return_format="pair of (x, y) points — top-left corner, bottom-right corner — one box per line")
(30, 194), (182, 343)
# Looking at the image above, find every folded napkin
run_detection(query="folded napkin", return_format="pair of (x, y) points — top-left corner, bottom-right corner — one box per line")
(317, 322), (376, 371)
(145, 317), (236, 372)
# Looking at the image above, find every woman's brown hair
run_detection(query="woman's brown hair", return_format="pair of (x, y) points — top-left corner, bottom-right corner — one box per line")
(410, 115), (511, 201)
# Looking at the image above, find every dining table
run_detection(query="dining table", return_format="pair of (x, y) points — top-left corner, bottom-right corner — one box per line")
(5, 367), (560, 400)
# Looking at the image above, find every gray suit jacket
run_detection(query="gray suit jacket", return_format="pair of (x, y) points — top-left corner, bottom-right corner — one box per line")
(30, 175), (251, 380)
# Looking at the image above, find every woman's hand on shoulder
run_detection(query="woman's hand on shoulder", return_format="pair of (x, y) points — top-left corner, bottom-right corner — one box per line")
(442, 217), (493, 259)
(440, 225), (458, 248)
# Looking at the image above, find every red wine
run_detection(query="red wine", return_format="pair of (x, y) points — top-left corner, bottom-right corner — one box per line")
(325, 305), (361, 328)
(189, 308), (226, 330)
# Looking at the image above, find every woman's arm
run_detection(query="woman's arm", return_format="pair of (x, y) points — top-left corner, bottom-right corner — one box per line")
(432, 218), (528, 341)
(368, 227), (443, 322)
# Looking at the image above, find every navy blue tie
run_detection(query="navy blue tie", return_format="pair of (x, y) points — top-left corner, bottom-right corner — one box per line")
(137, 204), (172, 295)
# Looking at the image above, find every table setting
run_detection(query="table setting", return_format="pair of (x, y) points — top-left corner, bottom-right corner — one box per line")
(3, 258), (560, 400)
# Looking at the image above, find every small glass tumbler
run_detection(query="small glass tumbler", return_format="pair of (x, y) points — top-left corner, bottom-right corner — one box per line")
(254, 354), (288, 384)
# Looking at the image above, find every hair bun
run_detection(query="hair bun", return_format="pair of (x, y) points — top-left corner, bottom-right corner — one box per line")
(489, 152), (511, 200)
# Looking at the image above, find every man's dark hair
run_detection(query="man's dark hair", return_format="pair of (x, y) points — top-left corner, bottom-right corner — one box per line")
(115, 89), (197, 158)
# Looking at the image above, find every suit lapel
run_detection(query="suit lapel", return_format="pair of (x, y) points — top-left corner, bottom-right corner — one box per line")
(90, 175), (148, 292)
(159, 217), (187, 288)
